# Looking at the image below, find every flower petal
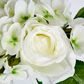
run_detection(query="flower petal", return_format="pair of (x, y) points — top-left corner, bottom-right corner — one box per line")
(51, 0), (65, 12)
(70, 25), (84, 61)
(27, 0), (35, 17)
(4, 0), (17, 17)
(40, 0), (52, 6)
(30, 50), (76, 83)
(1, 23), (21, 55)
(70, 18), (84, 27)
(0, 8), (5, 18)
(14, 0), (27, 22)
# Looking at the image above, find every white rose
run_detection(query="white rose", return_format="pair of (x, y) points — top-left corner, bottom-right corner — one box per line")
(21, 21), (76, 83)
(1, 23), (21, 55)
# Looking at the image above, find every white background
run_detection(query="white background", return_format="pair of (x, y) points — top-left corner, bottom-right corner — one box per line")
(10, 0), (84, 84)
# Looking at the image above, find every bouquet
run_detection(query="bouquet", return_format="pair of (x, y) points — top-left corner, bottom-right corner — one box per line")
(0, 0), (84, 84)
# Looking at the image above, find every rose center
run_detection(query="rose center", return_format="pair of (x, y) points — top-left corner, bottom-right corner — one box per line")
(33, 34), (54, 56)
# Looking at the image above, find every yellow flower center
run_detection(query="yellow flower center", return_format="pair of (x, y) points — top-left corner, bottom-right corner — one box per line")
(33, 33), (55, 56)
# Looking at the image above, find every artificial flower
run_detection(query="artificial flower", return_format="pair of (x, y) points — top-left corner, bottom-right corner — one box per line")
(34, 0), (72, 26)
(13, 0), (35, 25)
(1, 23), (21, 55)
(0, 0), (8, 17)
(4, 0), (17, 17)
(21, 20), (76, 83)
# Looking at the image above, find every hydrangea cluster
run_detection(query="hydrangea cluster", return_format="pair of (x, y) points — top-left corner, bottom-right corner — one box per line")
(0, 0), (84, 84)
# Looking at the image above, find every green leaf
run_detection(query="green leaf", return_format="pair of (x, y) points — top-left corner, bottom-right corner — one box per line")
(0, 66), (5, 74)
(0, 54), (5, 58)
(36, 79), (43, 84)
(75, 7), (84, 18)
(63, 27), (72, 38)
(57, 61), (84, 84)
(57, 77), (78, 84)
(7, 55), (20, 67)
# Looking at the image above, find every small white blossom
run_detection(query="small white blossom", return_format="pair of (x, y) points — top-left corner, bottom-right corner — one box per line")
(35, 0), (72, 26)
(1, 23), (21, 55)
(70, 25), (84, 61)
(13, 0), (35, 24)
